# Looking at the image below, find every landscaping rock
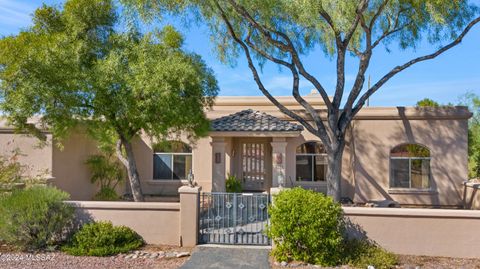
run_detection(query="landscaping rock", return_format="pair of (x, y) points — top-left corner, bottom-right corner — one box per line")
(280, 261), (288, 267)
(176, 251), (190, 258)
(165, 252), (177, 258)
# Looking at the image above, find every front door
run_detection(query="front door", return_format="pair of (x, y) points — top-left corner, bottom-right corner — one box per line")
(239, 139), (271, 192)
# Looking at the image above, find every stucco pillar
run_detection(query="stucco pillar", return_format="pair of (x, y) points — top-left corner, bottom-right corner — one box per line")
(271, 138), (288, 188)
(211, 137), (226, 192)
(179, 185), (201, 247)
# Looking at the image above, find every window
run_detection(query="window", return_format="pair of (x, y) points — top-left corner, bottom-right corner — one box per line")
(296, 142), (327, 182)
(390, 144), (431, 189)
(153, 141), (192, 180)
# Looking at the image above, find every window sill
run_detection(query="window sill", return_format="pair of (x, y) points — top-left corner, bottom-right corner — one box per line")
(388, 188), (437, 195)
(146, 180), (186, 185)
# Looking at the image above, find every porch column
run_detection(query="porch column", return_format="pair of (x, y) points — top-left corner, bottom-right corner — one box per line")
(212, 137), (226, 192)
(271, 138), (288, 188)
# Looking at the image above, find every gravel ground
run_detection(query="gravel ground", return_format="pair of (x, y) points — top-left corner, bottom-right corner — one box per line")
(0, 245), (191, 269)
(271, 255), (480, 269)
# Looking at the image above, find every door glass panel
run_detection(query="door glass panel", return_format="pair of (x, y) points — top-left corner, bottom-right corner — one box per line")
(242, 142), (266, 190)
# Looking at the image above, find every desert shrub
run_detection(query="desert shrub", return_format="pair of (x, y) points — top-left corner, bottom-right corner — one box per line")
(85, 154), (124, 201)
(0, 150), (24, 192)
(63, 221), (143, 256)
(268, 187), (344, 266)
(93, 187), (119, 201)
(0, 186), (74, 250)
(225, 174), (242, 193)
(343, 239), (398, 269)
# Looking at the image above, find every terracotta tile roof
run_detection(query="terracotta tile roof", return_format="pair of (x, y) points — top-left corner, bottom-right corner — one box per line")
(211, 109), (303, 132)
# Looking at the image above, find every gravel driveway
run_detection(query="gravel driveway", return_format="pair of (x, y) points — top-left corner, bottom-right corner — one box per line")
(0, 245), (191, 269)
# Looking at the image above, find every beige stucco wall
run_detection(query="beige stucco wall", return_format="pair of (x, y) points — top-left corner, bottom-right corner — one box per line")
(70, 201), (181, 245)
(350, 115), (468, 207)
(344, 207), (480, 258)
(52, 129), (104, 200)
(0, 131), (53, 178)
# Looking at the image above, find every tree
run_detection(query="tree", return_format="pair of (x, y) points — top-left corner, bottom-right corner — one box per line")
(123, 0), (480, 201)
(416, 98), (440, 107)
(459, 92), (480, 178)
(0, 0), (218, 201)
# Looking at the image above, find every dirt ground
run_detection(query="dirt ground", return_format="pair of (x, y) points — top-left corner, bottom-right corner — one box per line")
(0, 245), (192, 269)
(271, 255), (480, 269)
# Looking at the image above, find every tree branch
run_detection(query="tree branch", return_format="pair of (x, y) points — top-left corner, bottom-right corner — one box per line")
(214, 0), (333, 149)
(225, 0), (333, 110)
(352, 16), (480, 117)
(245, 31), (333, 144)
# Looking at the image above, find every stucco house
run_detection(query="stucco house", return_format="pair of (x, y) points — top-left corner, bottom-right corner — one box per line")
(0, 93), (471, 207)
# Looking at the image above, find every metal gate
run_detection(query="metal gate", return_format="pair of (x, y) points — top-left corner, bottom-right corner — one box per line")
(198, 192), (270, 245)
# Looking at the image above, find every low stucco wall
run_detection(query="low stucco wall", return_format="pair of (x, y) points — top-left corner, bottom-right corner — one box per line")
(69, 201), (181, 245)
(464, 185), (480, 209)
(344, 207), (480, 258)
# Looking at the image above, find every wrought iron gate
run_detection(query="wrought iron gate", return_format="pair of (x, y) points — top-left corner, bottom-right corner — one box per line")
(198, 192), (270, 245)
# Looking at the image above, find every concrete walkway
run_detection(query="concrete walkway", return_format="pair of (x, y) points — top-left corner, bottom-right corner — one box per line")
(180, 245), (271, 269)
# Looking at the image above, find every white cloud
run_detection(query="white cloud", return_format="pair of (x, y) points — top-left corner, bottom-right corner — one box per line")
(0, 0), (35, 27)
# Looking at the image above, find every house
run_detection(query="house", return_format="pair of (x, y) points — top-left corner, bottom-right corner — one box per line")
(0, 93), (471, 207)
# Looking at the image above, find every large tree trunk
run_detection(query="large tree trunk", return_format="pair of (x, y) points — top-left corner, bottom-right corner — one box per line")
(326, 142), (345, 202)
(116, 137), (144, 202)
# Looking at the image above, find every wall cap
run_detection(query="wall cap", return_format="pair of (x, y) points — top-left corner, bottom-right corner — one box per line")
(343, 206), (480, 219)
(67, 201), (180, 210)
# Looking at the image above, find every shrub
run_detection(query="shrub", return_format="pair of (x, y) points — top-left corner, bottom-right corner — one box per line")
(225, 174), (242, 193)
(343, 239), (398, 269)
(63, 221), (143, 256)
(267, 187), (344, 266)
(0, 149), (24, 192)
(0, 186), (74, 250)
(85, 154), (124, 201)
(93, 187), (120, 201)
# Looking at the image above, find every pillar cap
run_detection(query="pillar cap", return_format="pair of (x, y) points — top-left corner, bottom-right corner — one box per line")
(179, 185), (202, 194)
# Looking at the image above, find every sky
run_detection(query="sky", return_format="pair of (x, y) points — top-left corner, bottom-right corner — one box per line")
(0, 0), (479, 107)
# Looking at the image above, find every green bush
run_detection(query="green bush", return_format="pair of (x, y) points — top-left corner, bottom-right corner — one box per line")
(93, 187), (120, 201)
(267, 187), (344, 266)
(63, 221), (143, 256)
(0, 186), (74, 250)
(85, 154), (124, 201)
(343, 239), (398, 269)
(225, 174), (242, 193)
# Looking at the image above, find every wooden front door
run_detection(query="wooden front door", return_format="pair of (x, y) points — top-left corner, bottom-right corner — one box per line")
(238, 139), (271, 192)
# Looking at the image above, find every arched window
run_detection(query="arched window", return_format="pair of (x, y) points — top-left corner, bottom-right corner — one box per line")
(296, 142), (327, 182)
(153, 141), (192, 180)
(390, 144), (431, 189)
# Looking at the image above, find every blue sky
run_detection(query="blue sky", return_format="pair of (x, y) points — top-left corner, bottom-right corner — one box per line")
(1, 0), (479, 106)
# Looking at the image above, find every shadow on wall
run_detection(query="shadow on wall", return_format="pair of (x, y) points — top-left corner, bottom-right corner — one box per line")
(343, 216), (368, 241)
(351, 107), (467, 207)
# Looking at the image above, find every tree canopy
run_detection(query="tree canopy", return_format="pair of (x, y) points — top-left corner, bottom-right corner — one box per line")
(416, 98), (440, 107)
(0, 0), (219, 201)
(122, 0), (480, 200)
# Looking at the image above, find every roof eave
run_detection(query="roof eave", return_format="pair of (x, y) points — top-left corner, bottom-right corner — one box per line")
(209, 131), (302, 137)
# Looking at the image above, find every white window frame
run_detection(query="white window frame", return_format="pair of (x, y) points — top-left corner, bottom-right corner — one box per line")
(390, 156), (431, 189)
(153, 152), (192, 180)
(295, 153), (328, 182)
